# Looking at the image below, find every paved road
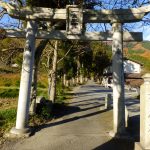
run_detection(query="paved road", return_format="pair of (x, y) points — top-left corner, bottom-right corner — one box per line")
(2, 80), (139, 150)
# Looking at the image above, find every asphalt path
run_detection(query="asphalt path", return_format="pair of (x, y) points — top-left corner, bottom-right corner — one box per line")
(1, 80), (139, 150)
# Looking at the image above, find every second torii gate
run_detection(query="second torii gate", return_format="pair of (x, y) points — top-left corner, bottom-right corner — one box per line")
(0, 2), (149, 138)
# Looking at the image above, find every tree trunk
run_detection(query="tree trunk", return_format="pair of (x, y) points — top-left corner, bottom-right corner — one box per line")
(29, 64), (37, 115)
(50, 41), (58, 103)
(63, 73), (66, 86)
(30, 39), (49, 115)
(47, 69), (52, 98)
(77, 56), (81, 84)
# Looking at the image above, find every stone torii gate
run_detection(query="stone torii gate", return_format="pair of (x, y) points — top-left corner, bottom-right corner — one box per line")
(0, 2), (149, 141)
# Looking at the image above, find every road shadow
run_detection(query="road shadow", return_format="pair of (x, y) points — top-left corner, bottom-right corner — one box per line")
(75, 89), (112, 96)
(32, 105), (111, 136)
(31, 82), (140, 150)
(69, 97), (104, 105)
(93, 138), (135, 150)
(52, 102), (104, 119)
(128, 115), (140, 142)
(73, 101), (102, 107)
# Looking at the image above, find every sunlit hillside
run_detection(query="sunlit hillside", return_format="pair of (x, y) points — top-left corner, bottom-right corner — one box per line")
(124, 41), (150, 72)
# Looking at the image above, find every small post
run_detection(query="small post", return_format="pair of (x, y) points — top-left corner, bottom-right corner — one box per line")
(138, 74), (150, 149)
(110, 22), (126, 137)
(10, 21), (37, 136)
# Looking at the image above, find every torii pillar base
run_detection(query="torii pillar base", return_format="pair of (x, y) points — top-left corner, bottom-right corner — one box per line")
(8, 127), (31, 138)
(134, 142), (150, 150)
(109, 130), (131, 140)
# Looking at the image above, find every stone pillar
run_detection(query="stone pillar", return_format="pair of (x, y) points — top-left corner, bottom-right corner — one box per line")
(111, 22), (126, 136)
(10, 21), (37, 136)
(105, 94), (111, 109)
(80, 74), (84, 84)
(139, 74), (150, 149)
(72, 78), (76, 86)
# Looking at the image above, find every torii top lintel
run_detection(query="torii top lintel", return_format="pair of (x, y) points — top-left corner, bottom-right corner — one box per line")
(0, 2), (150, 23)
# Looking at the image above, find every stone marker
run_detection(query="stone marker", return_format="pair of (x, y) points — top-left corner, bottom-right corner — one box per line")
(135, 73), (150, 150)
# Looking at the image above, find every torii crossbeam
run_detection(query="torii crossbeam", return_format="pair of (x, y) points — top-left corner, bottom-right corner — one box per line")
(3, 29), (143, 41)
(0, 2), (150, 22)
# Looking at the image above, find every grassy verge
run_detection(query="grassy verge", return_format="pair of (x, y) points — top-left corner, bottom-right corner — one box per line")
(0, 89), (19, 98)
(0, 109), (17, 136)
(0, 86), (74, 138)
(142, 42), (150, 50)
(0, 98), (17, 139)
(128, 54), (150, 71)
(0, 73), (74, 142)
(128, 49), (145, 54)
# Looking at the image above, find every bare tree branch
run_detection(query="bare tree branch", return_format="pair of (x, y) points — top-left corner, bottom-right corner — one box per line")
(57, 45), (73, 64)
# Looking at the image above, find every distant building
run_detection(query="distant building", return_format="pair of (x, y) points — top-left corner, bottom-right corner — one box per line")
(124, 58), (142, 74)
(102, 58), (143, 88)
(103, 58), (143, 75)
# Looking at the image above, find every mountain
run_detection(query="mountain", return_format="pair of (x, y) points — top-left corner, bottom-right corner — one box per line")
(124, 41), (150, 72)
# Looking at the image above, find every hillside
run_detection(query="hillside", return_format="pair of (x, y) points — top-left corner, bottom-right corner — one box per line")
(124, 41), (150, 72)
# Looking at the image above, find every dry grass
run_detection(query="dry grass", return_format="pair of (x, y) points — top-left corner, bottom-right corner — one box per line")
(141, 51), (150, 58)
(0, 73), (20, 87)
(0, 98), (17, 142)
(127, 42), (150, 59)
(0, 98), (17, 110)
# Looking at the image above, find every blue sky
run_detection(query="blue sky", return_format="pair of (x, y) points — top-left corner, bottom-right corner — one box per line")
(143, 26), (150, 41)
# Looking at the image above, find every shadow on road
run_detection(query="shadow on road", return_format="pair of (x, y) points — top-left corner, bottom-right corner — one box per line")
(69, 97), (104, 105)
(128, 115), (140, 142)
(94, 113), (140, 150)
(32, 105), (110, 135)
(52, 102), (104, 118)
(32, 82), (140, 150)
(75, 89), (112, 96)
(93, 138), (135, 150)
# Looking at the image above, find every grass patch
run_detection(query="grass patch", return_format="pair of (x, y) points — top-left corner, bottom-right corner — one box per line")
(0, 74), (20, 87)
(0, 73), (74, 138)
(37, 89), (48, 99)
(0, 89), (19, 98)
(128, 49), (145, 54)
(0, 98), (17, 110)
(37, 82), (46, 88)
(142, 42), (150, 50)
(55, 81), (69, 104)
(126, 43), (134, 49)
(0, 68), (14, 74)
(0, 108), (16, 136)
(30, 102), (53, 126)
(15, 80), (20, 86)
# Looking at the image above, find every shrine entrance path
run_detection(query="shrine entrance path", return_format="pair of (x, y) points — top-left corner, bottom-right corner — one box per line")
(2, 80), (138, 150)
